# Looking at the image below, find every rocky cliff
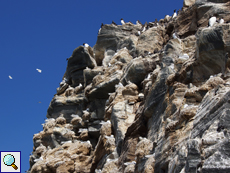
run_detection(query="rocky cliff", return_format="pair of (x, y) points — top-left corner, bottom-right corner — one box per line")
(29, 0), (230, 172)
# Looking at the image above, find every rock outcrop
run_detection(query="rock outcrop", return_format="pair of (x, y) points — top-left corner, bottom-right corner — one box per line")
(29, 0), (230, 172)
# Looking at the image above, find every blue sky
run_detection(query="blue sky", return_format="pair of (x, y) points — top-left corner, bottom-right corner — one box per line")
(0, 0), (183, 172)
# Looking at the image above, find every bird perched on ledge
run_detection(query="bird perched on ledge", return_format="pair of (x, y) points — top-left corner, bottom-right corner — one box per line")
(121, 18), (125, 25)
(172, 9), (177, 18)
(112, 21), (117, 26)
(83, 43), (89, 48)
(209, 15), (217, 27)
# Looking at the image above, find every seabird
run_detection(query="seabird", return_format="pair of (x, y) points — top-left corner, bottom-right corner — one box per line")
(128, 21), (133, 25)
(115, 82), (123, 88)
(112, 21), (117, 26)
(66, 58), (69, 61)
(36, 68), (42, 73)
(121, 18), (125, 25)
(142, 26), (146, 32)
(108, 63), (111, 67)
(147, 73), (151, 80)
(8, 75), (13, 79)
(172, 33), (178, 39)
(154, 18), (158, 26)
(179, 53), (189, 60)
(172, 9), (177, 18)
(209, 15), (216, 27)
(219, 18), (224, 24)
(136, 20), (142, 25)
(137, 31), (141, 36)
(101, 23), (104, 28)
(83, 43), (89, 48)
(98, 28), (101, 34)
(34, 157), (43, 162)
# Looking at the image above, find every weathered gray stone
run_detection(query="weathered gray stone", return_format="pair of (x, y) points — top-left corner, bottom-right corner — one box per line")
(121, 57), (157, 87)
(94, 24), (142, 65)
(65, 46), (97, 87)
(29, 2), (230, 172)
(183, 0), (196, 7)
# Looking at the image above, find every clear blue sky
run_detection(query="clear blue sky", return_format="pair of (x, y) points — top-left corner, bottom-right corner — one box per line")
(0, 0), (183, 172)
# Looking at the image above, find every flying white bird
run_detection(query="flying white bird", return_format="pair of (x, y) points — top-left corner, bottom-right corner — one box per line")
(36, 68), (42, 73)
(8, 75), (13, 79)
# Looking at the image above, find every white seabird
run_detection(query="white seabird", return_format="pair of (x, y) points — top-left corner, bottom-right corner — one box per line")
(179, 54), (189, 60)
(115, 82), (123, 88)
(8, 75), (13, 79)
(121, 18), (125, 25)
(172, 33), (178, 39)
(136, 20), (142, 25)
(36, 68), (42, 73)
(83, 43), (89, 48)
(147, 73), (151, 80)
(34, 157), (43, 162)
(142, 26), (146, 32)
(219, 18), (224, 24)
(209, 16), (216, 27)
(172, 9), (177, 18)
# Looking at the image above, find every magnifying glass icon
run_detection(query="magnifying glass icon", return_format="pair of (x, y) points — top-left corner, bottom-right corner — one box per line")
(3, 154), (18, 170)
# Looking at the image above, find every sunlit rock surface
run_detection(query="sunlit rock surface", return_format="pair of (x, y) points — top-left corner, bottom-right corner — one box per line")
(29, 0), (230, 172)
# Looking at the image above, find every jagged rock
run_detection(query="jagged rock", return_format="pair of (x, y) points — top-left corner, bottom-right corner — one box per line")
(109, 48), (133, 65)
(111, 101), (136, 150)
(31, 141), (92, 173)
(86, 71), (121, 99)
(56, 82), (69, 95)
(29, 2), (230, 172)
(174, 4), (197, 38)
(91, 135), (116, 172)
(136, 26), (165, 56)
(183, 0), (196, 7)
(193, 24), (230, 82)
(185, 139), (202, 172)
(65, 46), (97, 87)
(55, 116), (66, 125)
(100, 121), (112, 136)
(135, 138), (153, 160)
(83, 66), (104, 87)
(121, 57), (157, 87)
(46, 94), (86, 123)
(94, 24), (142, 65)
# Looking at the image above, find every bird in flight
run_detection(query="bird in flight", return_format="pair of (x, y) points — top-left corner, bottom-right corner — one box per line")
(9, 75), (13, 79)
(36, 68), (42, 73)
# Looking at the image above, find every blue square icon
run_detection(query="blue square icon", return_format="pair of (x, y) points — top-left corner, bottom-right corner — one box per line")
(0, 151), (21, 173)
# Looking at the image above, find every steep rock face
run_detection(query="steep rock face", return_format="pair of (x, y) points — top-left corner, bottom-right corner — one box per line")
(29, 0), (230, 172)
